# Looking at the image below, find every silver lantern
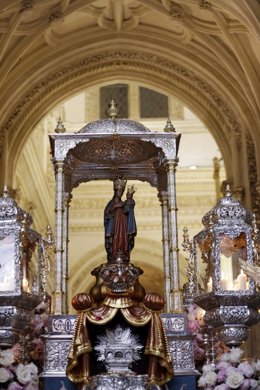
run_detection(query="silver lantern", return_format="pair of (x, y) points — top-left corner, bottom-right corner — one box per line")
(0, 186), (42, 346)
(193, 185), (260, 347)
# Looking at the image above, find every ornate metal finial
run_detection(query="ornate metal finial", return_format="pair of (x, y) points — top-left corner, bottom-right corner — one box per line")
(224, 183), (232, 197)
(21, 213), (27, 233)
(164, 119), (175, 133)
(2, 185), (9, 198)
(45, 225), (54, 246)
(251, 213), (260, 266)
(182, 227), (196, 305)
(106, 98), (120, 120)
(55, 117), (66, 133)
(40, 229), (52, 297)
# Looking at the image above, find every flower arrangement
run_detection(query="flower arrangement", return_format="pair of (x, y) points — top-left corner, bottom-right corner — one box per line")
(198, 347), (260, 390)
(0, 348), (39, 389)
(29, 301), (48, 365)
(187, 304), (230, 368)
(0, 301), (49, 390)
(187, 304), (206, 364)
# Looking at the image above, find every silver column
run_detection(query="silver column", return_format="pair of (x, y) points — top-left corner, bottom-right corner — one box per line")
(62, 192), (72, 314)
(158, 190), (171, 312)
(53, 159), (65, 314)
(165, 159), (182, 312)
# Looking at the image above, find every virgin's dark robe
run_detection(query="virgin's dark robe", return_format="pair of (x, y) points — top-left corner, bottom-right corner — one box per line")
(104, 197), (137, 260)
(112, 206), (128, 256)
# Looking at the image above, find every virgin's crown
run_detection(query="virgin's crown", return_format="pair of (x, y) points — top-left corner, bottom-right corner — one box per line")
(113, 177), (127, 190)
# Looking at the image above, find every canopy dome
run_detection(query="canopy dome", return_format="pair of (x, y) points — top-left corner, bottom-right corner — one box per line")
(77, 119), (151, 135)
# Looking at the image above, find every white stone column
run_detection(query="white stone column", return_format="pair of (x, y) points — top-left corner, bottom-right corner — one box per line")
(158, 190), (171, 312)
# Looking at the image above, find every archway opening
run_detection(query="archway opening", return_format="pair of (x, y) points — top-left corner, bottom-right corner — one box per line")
(14, 81), (226, 310)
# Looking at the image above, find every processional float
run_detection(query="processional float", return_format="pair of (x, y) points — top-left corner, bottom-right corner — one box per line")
(0, 100), (259, 390)
(42, 101), (197, 389)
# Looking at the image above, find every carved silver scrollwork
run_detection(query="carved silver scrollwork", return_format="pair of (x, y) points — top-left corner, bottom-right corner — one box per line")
(168, 339), (195, 371)
(141, 137), (177, 162)
(85, 374), (148, 390)
(44, 338), (72, 373)
(219, 306), (250, 323)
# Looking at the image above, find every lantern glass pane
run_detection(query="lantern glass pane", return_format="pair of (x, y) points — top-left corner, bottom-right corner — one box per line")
(29, 242), (39, 293)
(0, 234), (16, 291)
(219, 232), (248, 290)
(21, 236), (40, 293)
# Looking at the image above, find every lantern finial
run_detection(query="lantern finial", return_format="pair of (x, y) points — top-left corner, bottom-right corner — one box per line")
(106, 98), (120, 119)
(164, 119), (175, 133)
(224, 184), (232, 197)
(2, 185), (9, 198)
(55, 117), (66, 133)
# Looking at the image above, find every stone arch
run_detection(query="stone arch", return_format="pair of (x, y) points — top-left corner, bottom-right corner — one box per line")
(4, 52), (245, 187)
(0, 1), (258, 205)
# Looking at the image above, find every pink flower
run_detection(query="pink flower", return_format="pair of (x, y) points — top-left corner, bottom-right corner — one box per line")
(214, 384), (229, 390)
(238, 361), (255, 378)
(24, 380), (38, 390)
(7, 382), (23, 390)
(199, 345), (259, 390)
(197, 333), (204, 342)
(240, 379), (251, 390)
(216, 361), (230, 371)
(0, 367), (11, 382)
(249, 379), (259, 389)
(33, 314), (44, 333)
(217, 368), (227, 382)
(194, 342), (205, 362)
(188, 321), (200, 333)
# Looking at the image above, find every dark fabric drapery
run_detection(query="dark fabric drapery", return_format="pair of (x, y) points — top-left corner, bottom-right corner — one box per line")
(66, 298), (173, 386)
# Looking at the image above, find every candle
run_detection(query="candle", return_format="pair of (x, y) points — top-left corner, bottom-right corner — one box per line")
(23, 278), (30, 292)
(207, 277), (213, 292)
(220, 273), (228, 290)
(237, 270), (247, 291)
